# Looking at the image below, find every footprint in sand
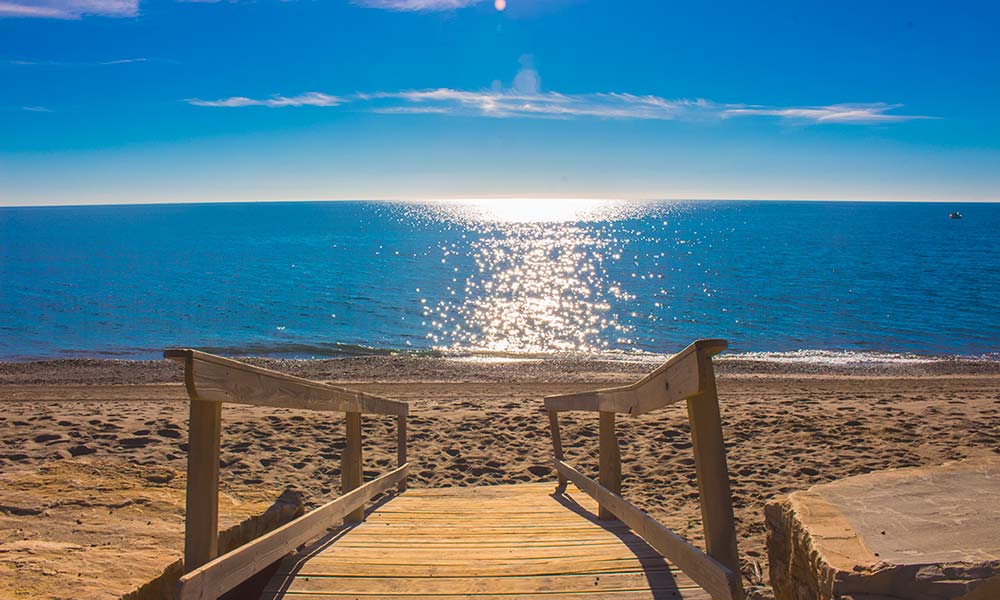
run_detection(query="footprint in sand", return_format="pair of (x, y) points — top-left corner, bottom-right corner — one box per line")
(119, 437), (154, 449)
(68, 445), (96, 456)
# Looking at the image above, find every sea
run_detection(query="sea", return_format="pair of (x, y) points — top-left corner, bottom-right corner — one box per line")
(1, 199), (998, 364)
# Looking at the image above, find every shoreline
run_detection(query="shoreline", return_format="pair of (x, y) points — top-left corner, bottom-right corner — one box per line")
(2, 353), (1000, 387)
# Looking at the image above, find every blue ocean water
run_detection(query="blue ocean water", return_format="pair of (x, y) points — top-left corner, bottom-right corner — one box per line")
(0, 200), (997, 361)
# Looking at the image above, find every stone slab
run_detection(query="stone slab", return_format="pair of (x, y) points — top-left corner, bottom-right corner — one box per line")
(766, 458), (1000, 600)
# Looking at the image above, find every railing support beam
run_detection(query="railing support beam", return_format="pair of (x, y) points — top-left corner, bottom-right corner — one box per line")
(184, 398), (222, 572)
(598, 410), (621, 520)
(397, 415), (408, 492)
(548, 410), (566, 486)
(342, 411), (364, 523)
(687, 353), (742, 596)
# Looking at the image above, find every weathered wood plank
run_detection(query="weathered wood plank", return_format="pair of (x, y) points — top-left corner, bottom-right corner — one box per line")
(311, 545), (667, 560)
(264, 482), (715, 600)
(543, 339), (725, 415)
(261, 592), (711, 600)
(277, 556), (679, 570)
(267, 571), (706, 595)
(396, 414), (407, 492)
(274, 558), (683, 578)
(184, 397), (222, 572)
(319, 540), (656, 549)
(548, 410), (567, 486)
(342, 411), (364, 523)
(177, 464), (408, 600)
(553, 460), (741, 600)
(398, 483), (557, 496)
(335, 529), (636, 538)
(294, 555), (669, 568)
(331, 529), (634, 538)
(599, 410), (622, 520)
(164, 349), (407, 416)
(687, 352), (742, 597)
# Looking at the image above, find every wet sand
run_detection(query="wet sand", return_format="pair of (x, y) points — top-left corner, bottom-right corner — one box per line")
(1, 357), (999, 598)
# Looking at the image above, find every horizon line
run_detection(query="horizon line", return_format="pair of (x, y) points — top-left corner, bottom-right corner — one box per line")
(1, 196), (998, 209)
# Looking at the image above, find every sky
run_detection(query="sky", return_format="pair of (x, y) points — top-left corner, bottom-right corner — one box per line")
(1, 0), (999, 206)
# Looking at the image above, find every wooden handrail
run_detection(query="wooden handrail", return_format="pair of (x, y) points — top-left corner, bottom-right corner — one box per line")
(544, 339), (743, 600)
(543, 338), (726, 415)
(176, 465), (409, 600)
(164, 349), (410, 599)
(164, 349), (408, 416)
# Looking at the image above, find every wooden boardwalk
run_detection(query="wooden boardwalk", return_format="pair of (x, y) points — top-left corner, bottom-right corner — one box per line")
(262, 482), (710, 600)
(167, 341), (743, 600)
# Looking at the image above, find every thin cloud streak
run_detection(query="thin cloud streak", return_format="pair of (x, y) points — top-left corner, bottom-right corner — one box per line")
(352, 0), (485, 11)
(99, 57), (148, 65)
(723, 103), (933, 123)
(0, 0), (138, 19)
(187, 89), (931, 125)
(5, 57), (150, 66)
(185, 92), (344, 108)
(371, 89), (714, 120)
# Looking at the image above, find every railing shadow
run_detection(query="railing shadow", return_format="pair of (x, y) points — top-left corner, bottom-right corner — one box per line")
(256, 490), (403, 600)
(550, 483), (688, 600)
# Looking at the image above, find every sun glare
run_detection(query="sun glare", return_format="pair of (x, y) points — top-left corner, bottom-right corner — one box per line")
(423, 198), (637, 224)
(405, 198), (658, 356)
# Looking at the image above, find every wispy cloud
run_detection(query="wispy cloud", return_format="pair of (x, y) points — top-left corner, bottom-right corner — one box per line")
(352, 0), (485, 11)
(21, 105), (52, 112)
(0, 0), (138, 19)
(366, 89), (712, 120)
(722, 103), (928, 123)
(176, 0), (492, 8)
(370, 91), (931, 124)
(6, 57), (149, 66)
(191, 88), (928, 125)
(99, 57), (148, 65)
(185, 92), (344, 108)
(187, 56), (930, 124)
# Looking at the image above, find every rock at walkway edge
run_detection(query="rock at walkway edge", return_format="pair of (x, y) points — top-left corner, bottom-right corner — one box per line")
(765, 458), (1000, 600)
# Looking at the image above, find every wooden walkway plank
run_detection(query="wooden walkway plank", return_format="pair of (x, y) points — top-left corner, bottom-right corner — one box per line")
(274, 560), (685, 578)
(266, 572), (707, 594)
(262, 593), (710, 600)
(262, 483), (714, 600)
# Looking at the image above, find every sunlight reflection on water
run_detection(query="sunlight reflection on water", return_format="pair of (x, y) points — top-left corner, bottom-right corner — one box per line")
(406, 199), (665, 355)
(421, 198), (646, 224)
(4, 200), (998, 360)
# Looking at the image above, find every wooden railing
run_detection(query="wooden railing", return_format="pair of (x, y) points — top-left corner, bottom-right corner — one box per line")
(164, 349), (410, 600)
(545, 339), (744, 600)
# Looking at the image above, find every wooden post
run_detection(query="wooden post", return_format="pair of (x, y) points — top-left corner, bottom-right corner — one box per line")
(184, 399), (222, 572)
(548, 410), (566, 486)
(342, 411), (364, 523)
(396, 414), (408, 492)
(598, 410), (621, 520)
(686, 352), (742, 596)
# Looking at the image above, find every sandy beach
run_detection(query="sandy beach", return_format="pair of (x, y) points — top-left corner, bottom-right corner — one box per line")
(1, 356), (998, 598)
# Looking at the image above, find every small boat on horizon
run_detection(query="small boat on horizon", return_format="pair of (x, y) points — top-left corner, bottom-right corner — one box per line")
(950, 212), (963, 219)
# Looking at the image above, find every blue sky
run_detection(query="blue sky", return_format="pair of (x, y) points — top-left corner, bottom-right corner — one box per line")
(1, 0), (999, 205)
